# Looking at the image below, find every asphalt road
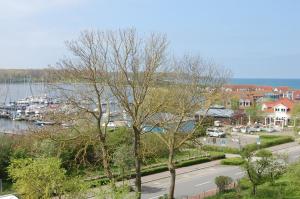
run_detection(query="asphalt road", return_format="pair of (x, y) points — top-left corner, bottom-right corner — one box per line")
(141, 142), (300, 199)
(142, 165), (243, 199)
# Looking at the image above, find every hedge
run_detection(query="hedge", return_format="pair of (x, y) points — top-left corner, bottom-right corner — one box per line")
(202, 145), (241, 154)
(243, 135), (294, 152)
(89, 153), (225, 186)
(204, 135), (294, 155)
(221, 157), (245, 166)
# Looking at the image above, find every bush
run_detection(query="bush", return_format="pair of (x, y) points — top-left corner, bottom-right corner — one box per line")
(243, 135), (294, 153)
(221, 157), (245, 166)
(8, 157), (87, 198)
(0, 135), (14, 181)
(202, 145), (240, 154)
(215, 176), (233, 192)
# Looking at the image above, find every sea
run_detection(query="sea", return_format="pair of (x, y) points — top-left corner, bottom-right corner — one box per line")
(1, 78), (300, 133)
(230, 78), (300, 89)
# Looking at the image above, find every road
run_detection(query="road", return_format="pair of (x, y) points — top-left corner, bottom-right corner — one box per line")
(141, 142), (300, 199)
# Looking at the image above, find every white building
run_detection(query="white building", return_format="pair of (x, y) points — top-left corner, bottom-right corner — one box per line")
(262, 98), (294, 127)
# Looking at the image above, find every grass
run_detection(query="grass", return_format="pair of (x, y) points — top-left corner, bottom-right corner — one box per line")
(207, 161), (300, 199)
(203, 135), (294, 156)
(243, 135), (294, 152)
(0, 181), (14, 195)
(87, 151), (225, 186)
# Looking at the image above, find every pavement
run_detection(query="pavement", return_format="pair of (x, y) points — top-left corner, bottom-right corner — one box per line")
(141, 141), (300, 199)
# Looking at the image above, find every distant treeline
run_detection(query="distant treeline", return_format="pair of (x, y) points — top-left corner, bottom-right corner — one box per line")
(0, 69), (49, 83)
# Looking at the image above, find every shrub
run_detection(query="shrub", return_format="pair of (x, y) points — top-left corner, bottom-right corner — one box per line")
(215, 176), (233, 193)
(243, 135), (294, 153)
(8, 157), (87, 198)
(221, 157), (245, 166)
(202, 145), (240, 154)
(0, 135), (14, 181)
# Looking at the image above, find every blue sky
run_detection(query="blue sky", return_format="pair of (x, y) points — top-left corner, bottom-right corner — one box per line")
(0, 0), (299, 78)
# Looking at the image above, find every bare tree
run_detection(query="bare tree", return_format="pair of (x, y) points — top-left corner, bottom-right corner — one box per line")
(146, 55), (229, 199)
(105, 29), (168, 198)
(50, 30), (116, 188)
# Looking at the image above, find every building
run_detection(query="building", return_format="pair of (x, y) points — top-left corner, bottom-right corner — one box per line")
(195, 105), (245, 124)
(261, 98), (294, 126)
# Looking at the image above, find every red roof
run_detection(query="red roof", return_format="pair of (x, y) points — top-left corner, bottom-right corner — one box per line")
(224, 84), (273, 92)
(275, 86), (290, 92)
(263, 98), (294, 110)
(293, 90), (300, 100)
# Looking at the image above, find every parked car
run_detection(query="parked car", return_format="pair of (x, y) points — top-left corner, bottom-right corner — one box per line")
(261, 126), (277, 133)
(206, 128), (226, 138)
(232, 126), (241, 132)
(0, 195), (19, 199)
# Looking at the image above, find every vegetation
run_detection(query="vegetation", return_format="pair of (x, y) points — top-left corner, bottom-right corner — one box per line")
(0, 69), (48, 83)
(202, 145), (241, 154)
(221, 157), (245, 166)
(208, 160), (300, 199)
(8, 157), (88, 199)
(243, 135), (294, 152)
(215, 176), (233, 193)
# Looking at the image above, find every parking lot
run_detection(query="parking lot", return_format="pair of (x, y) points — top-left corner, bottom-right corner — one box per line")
(200, 132), (259, 148)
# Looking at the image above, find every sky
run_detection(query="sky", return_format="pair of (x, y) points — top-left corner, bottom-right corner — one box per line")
(0, 0), (299, 78)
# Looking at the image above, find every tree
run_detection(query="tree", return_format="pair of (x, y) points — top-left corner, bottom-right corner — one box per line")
(146, 55), (229, 199)
(8, 157), (86, 199)
(50, 30), (117, 188)
(0, 135), (14, 181)
(113, 144), (135, 184)
(245, 104), (262, 124)
(242, 149), (287, 195)
(292, 102), (300, 129)
(105, 28), (168, 198)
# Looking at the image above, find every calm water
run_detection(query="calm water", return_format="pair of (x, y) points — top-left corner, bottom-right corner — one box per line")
(1, 79), (299, 132)
(0, 83), (47, 133)
(231, 78), (300, 89)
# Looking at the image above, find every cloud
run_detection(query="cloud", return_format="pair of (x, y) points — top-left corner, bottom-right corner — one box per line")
(0, 0), (85, 18)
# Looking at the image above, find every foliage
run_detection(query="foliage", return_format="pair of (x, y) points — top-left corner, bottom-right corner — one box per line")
(230, 97), (240, 111)
(208, 162), (300, 199)
(241, 148), (287, 196)
(242, 135), (294, 153)
(95, 184), (133, 199)
(221, 157), (245, 166)
(141, 134), (169, 164)
(215, 176), (233, 192)
(113, 144), (135, 181)
(8, 157), (87, 199)
(0, 135), (14, 181)
(245, 104), (263, 123)
(202, 145), (241, 154)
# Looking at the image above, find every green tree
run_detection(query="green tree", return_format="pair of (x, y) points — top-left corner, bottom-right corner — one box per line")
(8, 157), (86, 199)
(0, 135), (14, 181)
(113, 144), (135, 184)
(242, 149), (287, 196)
(245, 104), (262, 124)
(292, 102), (300, 130)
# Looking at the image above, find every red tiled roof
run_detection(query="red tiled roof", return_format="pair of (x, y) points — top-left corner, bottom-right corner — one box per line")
(263, 98), (294, 110)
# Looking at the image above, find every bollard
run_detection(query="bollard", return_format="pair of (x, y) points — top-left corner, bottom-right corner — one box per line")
(0, 179), (2, 193)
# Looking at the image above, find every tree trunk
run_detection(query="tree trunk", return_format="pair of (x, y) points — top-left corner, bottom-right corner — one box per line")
(252, 185), (256, 195)
(133, 126), (142, 199)
(168, 147), (176, 199)
(99, 135), (115, 189)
